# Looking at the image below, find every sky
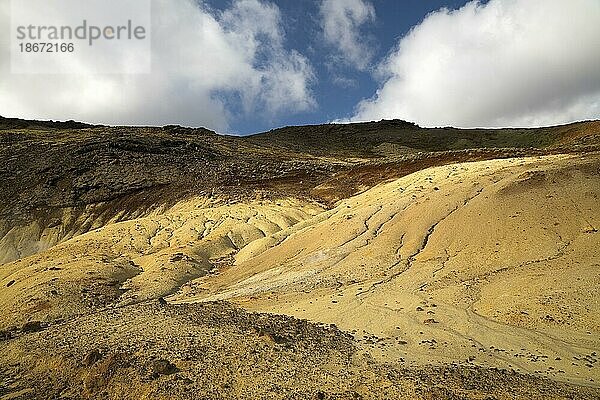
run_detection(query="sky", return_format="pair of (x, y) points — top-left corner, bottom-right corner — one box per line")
(0, 0), (599, 135)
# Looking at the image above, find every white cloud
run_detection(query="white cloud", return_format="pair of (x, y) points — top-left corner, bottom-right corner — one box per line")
(320, 0), (376, 70)
(0, 0), (315, 131)
(353, 0), (600, 127)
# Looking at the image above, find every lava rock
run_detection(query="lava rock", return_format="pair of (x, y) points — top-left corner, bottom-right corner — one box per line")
(152, 359), (179, 377)
(83, 349), (103, 366)
(21, 321), (44, 333)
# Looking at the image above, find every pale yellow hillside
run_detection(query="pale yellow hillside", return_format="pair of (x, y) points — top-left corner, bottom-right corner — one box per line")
(171, 153), (600, 387)
(0, 198), (324, 329)
(2, 152), (598, 390)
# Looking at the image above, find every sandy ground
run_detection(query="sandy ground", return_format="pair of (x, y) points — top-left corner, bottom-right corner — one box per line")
(1, 153), (599, 398)
(4, 301), (597, 400)
(170, 154), (600, 388)
(0, 197), (324, 329)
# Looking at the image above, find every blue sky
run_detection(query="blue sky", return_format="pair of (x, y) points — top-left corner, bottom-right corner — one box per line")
(207, 0), (474, 134)
(1, 0), (598, 135)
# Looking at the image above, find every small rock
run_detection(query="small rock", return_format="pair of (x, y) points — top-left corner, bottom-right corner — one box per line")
(83, 349), (103, 366)
(170, 253), (185, 262)
(21, 321), (43, 333)
(152, 359), (179, 376)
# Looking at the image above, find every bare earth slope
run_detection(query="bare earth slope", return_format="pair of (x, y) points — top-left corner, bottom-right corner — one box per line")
(3, 301), (598, 400)
(173, 153), (600, 389)
(0, 197), (324, 329)
(1, 118), (600, 399)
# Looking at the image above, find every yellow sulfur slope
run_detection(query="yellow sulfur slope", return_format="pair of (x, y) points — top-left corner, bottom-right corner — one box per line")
(2, 152), (598, 388)
(0, 198), (324, 329)
(171, 154), (600, 387)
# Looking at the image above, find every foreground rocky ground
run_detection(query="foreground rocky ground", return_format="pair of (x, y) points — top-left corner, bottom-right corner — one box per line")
(1, 301), (598, 400)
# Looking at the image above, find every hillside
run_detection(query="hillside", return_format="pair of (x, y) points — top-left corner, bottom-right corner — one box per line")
(250, 119), (600, 157)
(2, 117), (598, 264)
(1, 117), (599, 399)
(174, 153), (599, 387)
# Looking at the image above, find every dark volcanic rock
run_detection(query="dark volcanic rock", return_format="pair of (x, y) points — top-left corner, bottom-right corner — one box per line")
(83, 349), (103, 366)
(0, 301), (597, 400)
(151, 359), (179, 376)
(21, 320), (43, 333)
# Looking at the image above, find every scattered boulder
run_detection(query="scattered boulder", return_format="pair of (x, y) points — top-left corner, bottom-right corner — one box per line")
(152, 359), (179, 377)
(83, 349), (103, 366)
(258, 328), (290, 345)
(21, 321), (44, 333)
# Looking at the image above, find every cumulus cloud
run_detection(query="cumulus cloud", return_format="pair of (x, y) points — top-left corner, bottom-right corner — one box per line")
(320, 0), (376, 70)
(0, 0), (315, 131)
(353, 0), (600, 127)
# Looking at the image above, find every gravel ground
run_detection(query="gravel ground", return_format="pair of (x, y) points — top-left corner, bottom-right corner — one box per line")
(1, 300), (598, 400)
